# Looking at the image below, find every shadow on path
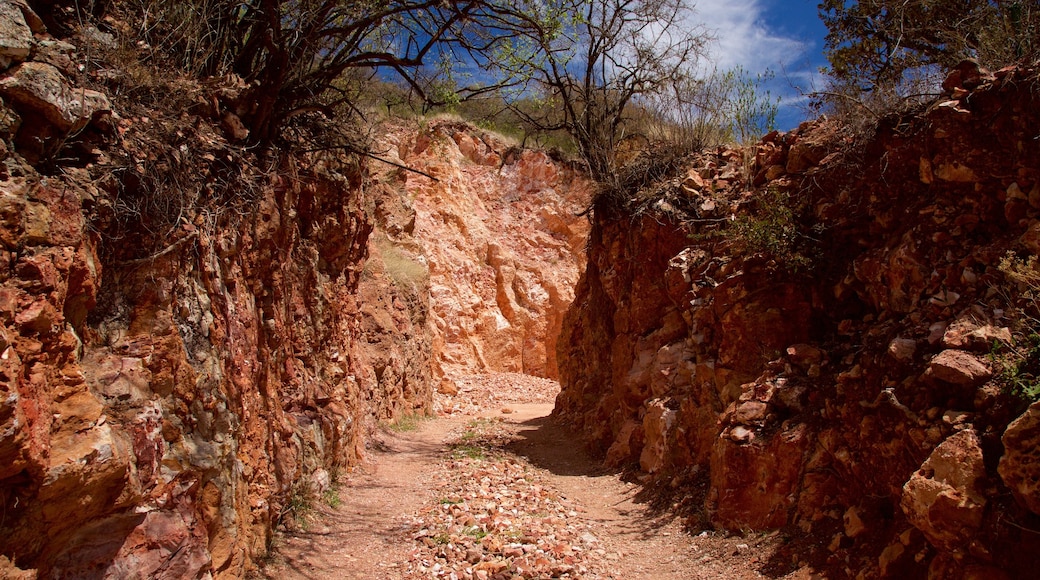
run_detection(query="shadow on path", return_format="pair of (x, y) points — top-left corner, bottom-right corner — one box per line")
(502, 410), (689, 541)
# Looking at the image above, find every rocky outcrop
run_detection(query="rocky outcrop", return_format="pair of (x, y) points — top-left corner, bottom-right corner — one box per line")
(999, 401), (1040, 515)
(0, 11), (433, 578)
(556, 63), (1040, 577)
(902, 430), (988, 553)
(0, 5), (585, 573)
(374, 122), (591, 387)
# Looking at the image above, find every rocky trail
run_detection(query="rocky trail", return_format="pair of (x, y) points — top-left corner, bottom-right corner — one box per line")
(257, 374), (806, 580)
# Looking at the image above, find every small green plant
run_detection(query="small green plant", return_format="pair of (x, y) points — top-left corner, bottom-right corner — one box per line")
(386, 412), (429, 433)
(993, 252), (1040, 403)
(463, 526), (488, 540)
(282, 487), (315, 531)
(450, 444), (486, 460)
(729, 186), (818, 272)
(323, 486), (342, 508)
(991, 334), (1040, 403)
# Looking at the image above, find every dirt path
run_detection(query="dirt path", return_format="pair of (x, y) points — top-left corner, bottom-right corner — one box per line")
(496, 403), (700, 579)
(257, 417), (461, 579)
(259, 385), (793, 579)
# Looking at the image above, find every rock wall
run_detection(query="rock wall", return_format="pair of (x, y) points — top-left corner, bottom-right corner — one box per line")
(374, 121), (591, 387)
(556, 62), (1040, 577)
(0, 4), (432, 577)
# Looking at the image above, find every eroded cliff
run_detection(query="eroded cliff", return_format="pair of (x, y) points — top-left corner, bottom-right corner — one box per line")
(556, 62), (1040, 578)
(0, 4), (585, 577)
(374, 122), (591, 389)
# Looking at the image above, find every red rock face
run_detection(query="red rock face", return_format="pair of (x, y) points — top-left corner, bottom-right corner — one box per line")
(0, 20), (435, 575)
(0, 156), (389, 578)
(556, 65), (1040, 576)
(0, 54), (580, 579)
(373, 121), (591, 386)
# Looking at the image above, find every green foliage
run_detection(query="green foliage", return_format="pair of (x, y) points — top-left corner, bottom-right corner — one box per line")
(991, 334), (1040, 403)
(725, 67), (780, 146)
(323, 485), (342, 508)
(386, 411), (430, 433)
(103, 0), (545, 147)
(819, 0), (1039, 94)
(729, 187), (817, 273)
(465, 0), (712, 182)
(641, 65), (778, 156)
(283, 485), (315, 531)
(994, 252), (1040, 403)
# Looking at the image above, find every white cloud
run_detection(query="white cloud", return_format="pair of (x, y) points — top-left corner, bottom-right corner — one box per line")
(689, 0), (808, 72)
(686, 0), (823, 128)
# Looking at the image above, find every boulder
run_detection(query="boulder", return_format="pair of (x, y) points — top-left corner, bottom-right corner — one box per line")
(709, 422), (810, 529)
(31, 40), (78, 76)
(936, 161), (978, 183)
(888, 337), (917, 362)
(942, 318), (1011, 352)
(0, 61), (111, 132)
(605, 419), (641, 467)
(901, 430), (987, 552)
(942, 59), (989, 92)
(786, 343), (824, 368)
(0, 0), (32, 69)
(998, 401), (1040, 515)
(786, 139), (827, 173)
(639, 399), (676, 473)
(925, 350), (992, 387)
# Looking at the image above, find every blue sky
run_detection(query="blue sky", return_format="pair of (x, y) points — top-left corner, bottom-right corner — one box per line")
(692, 0), (830, 130)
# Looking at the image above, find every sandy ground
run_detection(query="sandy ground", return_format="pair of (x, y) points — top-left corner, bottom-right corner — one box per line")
(257, 374), (816, 580)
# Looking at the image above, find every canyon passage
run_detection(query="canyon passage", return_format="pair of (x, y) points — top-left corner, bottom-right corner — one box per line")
(2, 2), (1040, 579)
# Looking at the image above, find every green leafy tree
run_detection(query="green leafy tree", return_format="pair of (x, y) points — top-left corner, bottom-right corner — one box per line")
(819, 0), (1039, 93)
(462, 0), (712, 182)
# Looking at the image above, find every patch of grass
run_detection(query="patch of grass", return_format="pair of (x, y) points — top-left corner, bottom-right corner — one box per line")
(465, 417), (498, 430)
(991, 334), (1040, 403)
(450, 444), (486, 460)
(386, 412), (430, 433)
(446, 417), (505, 460)
(995, 252), (1040, 404)
(463, 526), (488, 540)
(366, 234), (429, 293)
(323, 486), (342, 508)
(283, 487), (314, 532)
(439, 497), (464, 505)
(432, 533), (452, 545)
